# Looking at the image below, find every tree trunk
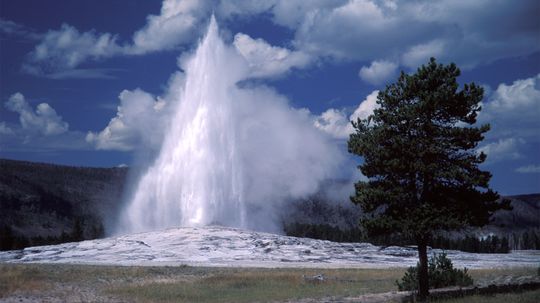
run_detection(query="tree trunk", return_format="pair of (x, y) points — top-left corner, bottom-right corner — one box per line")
(417, 239), (429, 301)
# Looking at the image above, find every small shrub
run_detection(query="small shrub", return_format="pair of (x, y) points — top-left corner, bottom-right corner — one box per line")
(396, 252), (473, 291)
(396, 265), (418, 291)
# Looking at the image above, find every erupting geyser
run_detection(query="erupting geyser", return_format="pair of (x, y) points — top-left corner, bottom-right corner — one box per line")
(118, 17), (343, 234)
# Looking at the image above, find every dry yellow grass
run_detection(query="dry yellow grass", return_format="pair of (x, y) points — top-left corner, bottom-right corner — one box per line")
(0, 264), (52, 296)
(0, 264), (537, 303)
(468, 267), (538, 282)
(108, 267), (407, 303)
(438, 289), (540, 303)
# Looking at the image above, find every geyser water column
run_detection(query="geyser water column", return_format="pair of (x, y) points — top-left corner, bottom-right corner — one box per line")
(120, 17), (247, 233)
(118, 15), (344, 235)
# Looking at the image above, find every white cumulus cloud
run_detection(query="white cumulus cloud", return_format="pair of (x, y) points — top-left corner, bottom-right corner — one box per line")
(1, 92), (90, 152)
(20, 1), (540, 78)
(129, 0), (210, 54)
(0, 122), (14, 135)
(0, 18), (42, 41)
(488, 74), (540, 114)
(401, 40), (445, 68)
(22, 24), (122, 77)
(86, 70), (186, 151)
(481, 74), (540, 141)
(474, 74), (540, 165)
(21, 0), (209, 77)
(478, 138), (524, 163)
(515, 165), (540, 174)
(287, 0), (539, 68)
(314, 108), (351, 140)
(233, 33), (311, 78)
(315, 90), (379, 139)
(349, 90), (379, 122)
(215, 0), (275, 20)
(86, 88), (170, 151)
(358, 60), (397, 85)
(5, 92), (69, 136)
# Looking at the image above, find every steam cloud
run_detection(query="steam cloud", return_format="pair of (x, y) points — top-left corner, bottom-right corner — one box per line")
(116, 17), (345, 234)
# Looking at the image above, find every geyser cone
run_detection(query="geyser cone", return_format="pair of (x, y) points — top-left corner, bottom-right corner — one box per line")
(120, 16), (246, 233)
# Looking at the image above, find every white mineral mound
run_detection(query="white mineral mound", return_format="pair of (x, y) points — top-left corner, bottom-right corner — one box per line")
(1, 226), (538, 269)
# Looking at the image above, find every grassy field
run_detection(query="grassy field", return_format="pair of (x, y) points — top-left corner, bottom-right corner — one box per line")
(0, 264), (537, 302)
(438, 289), (540, 303)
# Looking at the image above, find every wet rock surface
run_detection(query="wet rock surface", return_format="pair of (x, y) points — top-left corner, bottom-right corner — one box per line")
(1, 226), (539, 268)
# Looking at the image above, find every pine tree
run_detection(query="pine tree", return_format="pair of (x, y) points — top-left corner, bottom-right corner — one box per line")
(348, 58), (511, 300)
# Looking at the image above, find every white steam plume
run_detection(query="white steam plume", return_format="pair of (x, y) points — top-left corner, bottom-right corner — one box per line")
(116, 16), (344, 234)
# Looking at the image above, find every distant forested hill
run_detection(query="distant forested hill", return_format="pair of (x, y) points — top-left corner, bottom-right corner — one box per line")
(492, 194), (540, 230)
(286, 191), (540, 251)
(0, 158), (127, 249)
(0, 158), (538, 251)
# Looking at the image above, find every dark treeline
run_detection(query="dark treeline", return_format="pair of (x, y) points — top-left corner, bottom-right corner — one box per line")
(430, 235), (510, 253)
(284, 222), (416, 247)
(0, 218), (104, 251)
(284, 223), (540, 253)
(507, 228), (540, 250)
(0, 158), (126, 251)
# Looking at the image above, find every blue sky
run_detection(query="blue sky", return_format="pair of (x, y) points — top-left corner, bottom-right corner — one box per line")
(0, 0), (539, 195)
